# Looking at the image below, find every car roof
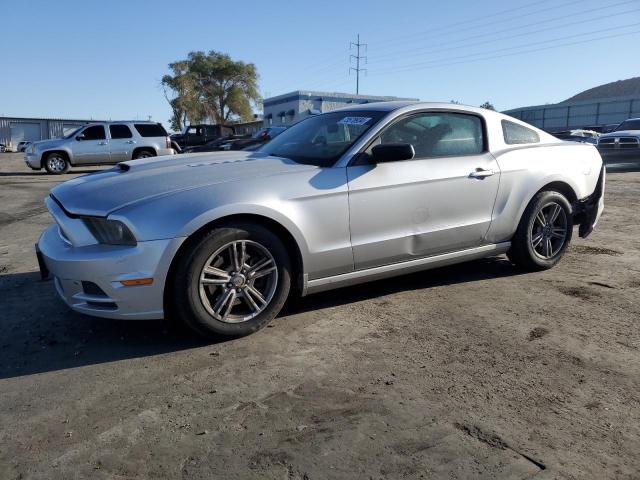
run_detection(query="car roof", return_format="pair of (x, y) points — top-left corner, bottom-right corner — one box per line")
(331, 100), (492, 116)
(108, 120), (159, 124)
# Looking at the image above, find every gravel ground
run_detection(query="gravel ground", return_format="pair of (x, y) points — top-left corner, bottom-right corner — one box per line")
(0, 152), (639, 479)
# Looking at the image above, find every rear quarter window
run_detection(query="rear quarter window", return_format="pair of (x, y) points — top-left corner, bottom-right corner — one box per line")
(502, 120), (540, 144)
(134, 123), (168, 137)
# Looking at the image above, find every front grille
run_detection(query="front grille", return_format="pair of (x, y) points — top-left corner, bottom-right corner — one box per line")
(598, 137), (640, 150)
(619, 137), (639, 149)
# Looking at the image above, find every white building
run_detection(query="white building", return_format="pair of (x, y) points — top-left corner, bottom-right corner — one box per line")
(0, 116), (102, 149)
(263, 90), (418, 127)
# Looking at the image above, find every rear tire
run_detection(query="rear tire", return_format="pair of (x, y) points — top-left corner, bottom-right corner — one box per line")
(133, 149), (155, 159)
(507, 190), (573, 271)
(170, 223), (291, 339)
(44, 152), (69, 175)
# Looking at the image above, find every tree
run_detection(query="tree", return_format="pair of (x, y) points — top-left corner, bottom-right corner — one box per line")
(480, 101), (495, 110)
(161, 51), (261, 129)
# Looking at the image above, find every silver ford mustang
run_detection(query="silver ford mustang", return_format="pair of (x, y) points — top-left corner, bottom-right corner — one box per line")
(37, 102), (605, 338)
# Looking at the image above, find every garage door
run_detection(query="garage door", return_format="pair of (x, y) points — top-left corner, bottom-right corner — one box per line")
(10, 122), (41, 143)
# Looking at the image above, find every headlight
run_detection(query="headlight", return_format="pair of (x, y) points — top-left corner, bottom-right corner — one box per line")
(82, 217), (137, 246)
(30, 144), (36, 154)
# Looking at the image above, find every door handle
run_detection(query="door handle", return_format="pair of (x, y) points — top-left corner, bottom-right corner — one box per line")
(125, 140), (136, 144)
(98, 141), (108, 145)
(469, 168), (495, 179)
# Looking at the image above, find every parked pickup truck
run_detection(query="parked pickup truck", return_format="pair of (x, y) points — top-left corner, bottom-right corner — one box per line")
(25, 121), (174, 174)
(170, 124), (236, 149)
(597, 117), (640, 163)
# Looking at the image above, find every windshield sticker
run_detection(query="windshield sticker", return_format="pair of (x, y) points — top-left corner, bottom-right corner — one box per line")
(337, 117), (372, 126)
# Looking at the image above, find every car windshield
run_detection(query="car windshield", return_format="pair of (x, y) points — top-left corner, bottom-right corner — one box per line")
(63, 127), (84, 139)
(615, 119), (640, 131)
(259, 111), (386, 166)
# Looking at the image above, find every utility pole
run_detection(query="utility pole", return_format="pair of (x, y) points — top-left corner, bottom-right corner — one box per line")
(350, 34), (367, 95)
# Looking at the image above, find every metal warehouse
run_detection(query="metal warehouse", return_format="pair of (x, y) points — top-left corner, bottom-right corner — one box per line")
(0, 116), (103, 149)
(263, 90), (418, 127)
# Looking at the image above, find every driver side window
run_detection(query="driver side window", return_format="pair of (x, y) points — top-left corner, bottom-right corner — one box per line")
(79, 125), (106, 141)
(378, 112), (484, 159)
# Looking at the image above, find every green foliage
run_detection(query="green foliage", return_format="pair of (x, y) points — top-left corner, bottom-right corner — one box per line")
(479, 101), (496, 110)
(162, 51), (261, 130)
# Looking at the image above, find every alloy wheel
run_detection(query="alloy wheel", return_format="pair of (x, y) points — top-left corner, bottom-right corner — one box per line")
(47, 155), (66, 173)
(198, 240), (278, 323)
(530, 201), (568, 259)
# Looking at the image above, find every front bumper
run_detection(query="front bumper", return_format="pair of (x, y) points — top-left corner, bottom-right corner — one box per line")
(37, 223), (184, 320)
(597, 148), (640, 163)
(25, 152), (41, 169)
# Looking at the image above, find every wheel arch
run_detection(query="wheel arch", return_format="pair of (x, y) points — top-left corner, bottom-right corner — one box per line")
(163, 212), (306, 319)
(41, 149), (71, 168)
(536, 180), (578, 205)
(516, 178), (579, 226)
(132, 146), (156, 158)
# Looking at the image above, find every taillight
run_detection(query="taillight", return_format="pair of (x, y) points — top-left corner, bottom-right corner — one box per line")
(166, 136), (171, 149)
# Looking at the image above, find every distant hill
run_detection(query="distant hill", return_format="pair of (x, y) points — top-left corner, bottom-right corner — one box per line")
(562, 77), (640, 103)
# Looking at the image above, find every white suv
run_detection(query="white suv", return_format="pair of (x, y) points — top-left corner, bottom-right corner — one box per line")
(25, 121), (175, 174)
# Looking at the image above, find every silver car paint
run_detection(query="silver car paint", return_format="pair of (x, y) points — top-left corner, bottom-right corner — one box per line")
(347, 151), (501, 269)
(24, 121), (174, 169)
(38, 102), (604, 320)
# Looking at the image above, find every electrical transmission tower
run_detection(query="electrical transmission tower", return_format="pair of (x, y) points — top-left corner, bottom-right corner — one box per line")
(350, 34), (367, 95)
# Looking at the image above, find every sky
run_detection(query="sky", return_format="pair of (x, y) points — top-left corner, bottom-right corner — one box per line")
(1, 0), (639, 128)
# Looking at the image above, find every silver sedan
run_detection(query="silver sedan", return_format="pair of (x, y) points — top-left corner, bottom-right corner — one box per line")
(37, 102), (605, 338)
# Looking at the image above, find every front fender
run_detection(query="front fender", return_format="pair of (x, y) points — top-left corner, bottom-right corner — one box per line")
(39, 146), (73, 166)
(111, 167), (354, 281)
(179, 203), (311, 259)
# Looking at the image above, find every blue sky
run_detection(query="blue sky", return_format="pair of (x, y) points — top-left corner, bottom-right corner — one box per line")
(1, 0), (638, 127)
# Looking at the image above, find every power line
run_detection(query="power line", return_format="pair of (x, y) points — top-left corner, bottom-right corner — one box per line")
(371, 0), (583, 54)
(368, 26), (640, 76)
(368, 4), (640, 66)
(373, 0), (638, 63)
(349, 34), (367, 94)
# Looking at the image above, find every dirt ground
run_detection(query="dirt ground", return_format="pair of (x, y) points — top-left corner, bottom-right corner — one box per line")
(0, 152), (638, 479)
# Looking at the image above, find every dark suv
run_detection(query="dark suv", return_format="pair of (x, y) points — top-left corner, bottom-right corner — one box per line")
(170, 124), (236, 149)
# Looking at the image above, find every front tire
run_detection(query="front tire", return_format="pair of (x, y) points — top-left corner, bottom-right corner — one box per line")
(170, 223), (291, 339)
(507, 190), (573, 271)
(44, 152), (69, 174)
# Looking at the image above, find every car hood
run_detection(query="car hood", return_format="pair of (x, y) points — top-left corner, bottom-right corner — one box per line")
(33, 138), (66, 149)
(51, 151), (318, 217)
(599, 130), (640, 139)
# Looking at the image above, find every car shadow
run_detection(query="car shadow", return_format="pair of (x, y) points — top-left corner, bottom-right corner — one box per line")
(282, 256), (524, 316)
(0, 170), (101, 177)
(0, 257), (523, 379)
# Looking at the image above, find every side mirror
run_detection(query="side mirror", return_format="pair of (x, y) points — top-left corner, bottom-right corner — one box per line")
(371, 143), (415, 163)
(75, 134), (85, 141)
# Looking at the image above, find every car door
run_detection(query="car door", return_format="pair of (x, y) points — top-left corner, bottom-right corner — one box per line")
(347, 111), (500, 270)
(70, 125), (109, 164)
(108, 124), (135, 162)
(204, 125), (219, 143)
(186, 126), (204, 146)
